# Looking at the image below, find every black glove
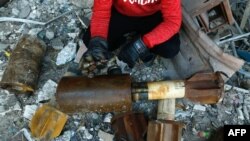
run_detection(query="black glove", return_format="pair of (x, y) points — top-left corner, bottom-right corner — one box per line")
(84, 37), (112, 62)
(118, 37), (154, 68)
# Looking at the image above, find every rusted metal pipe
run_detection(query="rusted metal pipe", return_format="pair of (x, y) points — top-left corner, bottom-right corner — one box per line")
(56, 74), (132, 113)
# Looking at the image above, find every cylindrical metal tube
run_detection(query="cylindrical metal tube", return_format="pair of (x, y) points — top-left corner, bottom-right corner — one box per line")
(56, 74), (132, 113)
(1, 35), (46, 93)
(131, 81), (186, 101)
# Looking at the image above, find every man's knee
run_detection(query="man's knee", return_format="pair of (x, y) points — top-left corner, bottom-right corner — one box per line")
(151, 33), (180, 58)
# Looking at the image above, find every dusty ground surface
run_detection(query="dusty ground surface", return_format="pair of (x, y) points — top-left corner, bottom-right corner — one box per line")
(0, 0), (250, 141)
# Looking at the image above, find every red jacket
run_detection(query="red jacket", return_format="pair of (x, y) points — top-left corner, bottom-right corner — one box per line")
(90, 0), (182, 48)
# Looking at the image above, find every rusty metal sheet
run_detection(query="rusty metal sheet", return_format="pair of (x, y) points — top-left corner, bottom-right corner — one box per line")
(112, 112), (148, 141)
(29, 104), (68, 140)
(56, 74), (132, 113)
(147, 120), (183, 141)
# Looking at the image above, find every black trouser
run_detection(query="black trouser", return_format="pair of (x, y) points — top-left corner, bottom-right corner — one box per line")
(83, 7), (180, 58)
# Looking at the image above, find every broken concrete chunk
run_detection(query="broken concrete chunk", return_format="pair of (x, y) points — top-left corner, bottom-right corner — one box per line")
(28, 28), (43, 36)
(103, 113), (112, 123)
(12, 8), (20, 16)
(193, 105), (206, 112)
(51, 38), (64, 50)
(67, 33), (78, 39)
(77, 126), (93, 140)
(19, 5), (31, 18)
(53, 130), (73, 141)
(11, 128), (34, 141)
(98, 130), (114, 141)
(36, 79), (57, 103)
(23, 105), (38, 120)
(0, 43), (9, 51)
(71, 0), (93, 9)
(236, 106), (245, 120)
(56, 42), (76, 66)
(46, 30), (55, 40)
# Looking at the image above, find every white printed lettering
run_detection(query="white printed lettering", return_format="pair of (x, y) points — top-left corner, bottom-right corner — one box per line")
(123, 0), (157, 5)
(228, 129), (235, 136)
(241, 129), (246, 136)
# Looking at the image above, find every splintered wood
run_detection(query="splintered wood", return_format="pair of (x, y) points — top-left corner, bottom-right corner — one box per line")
(29, 104), (68, 140)
(0, 35), (46, 93)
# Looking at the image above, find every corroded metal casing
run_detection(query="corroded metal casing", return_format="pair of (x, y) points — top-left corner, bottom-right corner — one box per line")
(29, 104), (68, 140)
(185, 72), (224, 104)
(1, 35), (46, 93)
(56, 74), (132, 113)
(111, 112), (148, 141)
(147, 120), (184, 141)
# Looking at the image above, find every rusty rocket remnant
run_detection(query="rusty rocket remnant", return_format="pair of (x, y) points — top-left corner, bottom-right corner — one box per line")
(147, 120), (184, 141)
(111, 113), (148, 141)
(56, 72), (224, 113)
(133, 72), (224, 104)
(1, 35), (46, 93)
(56, 75), (132, 113)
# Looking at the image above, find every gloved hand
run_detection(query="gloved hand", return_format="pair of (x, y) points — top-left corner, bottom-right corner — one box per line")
(84, 37), (112, 62)
(118, 37), (154, 68)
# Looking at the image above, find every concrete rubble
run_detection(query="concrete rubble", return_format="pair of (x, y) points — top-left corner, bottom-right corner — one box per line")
(0, 0), (249, 141)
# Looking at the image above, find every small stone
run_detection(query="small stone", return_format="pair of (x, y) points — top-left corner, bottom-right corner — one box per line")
(67, 33), (78, 39)
(46, 30), (55, 40)
(0, 43), (9, 51)
(56, 42), (76, 65)
(78, 126), (93, 140)
(0, 105), (5, 113)
(36, 79), (57, 103)
(98, 130), (114, 141)
(91, 113), (99, 120)
(193, 104), (206, 112)
(12, 8), (20, 16)
(83, 129), (93, 139)
(29, 10), (39, 19)
(103, 113), (112, 123)
(23, 105), (38, 120)
(71, 0), (93, 8)
(28, 28), (42, 36)
(11, 128), (34, 141)
(54, 130), (73, 141)
(19, 5), (31, 18)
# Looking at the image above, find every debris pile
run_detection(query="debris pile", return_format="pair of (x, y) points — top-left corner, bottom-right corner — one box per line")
(0, 0), (250, 141)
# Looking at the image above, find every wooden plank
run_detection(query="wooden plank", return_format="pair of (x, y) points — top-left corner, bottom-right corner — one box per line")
(222, 0), (235, 25)
(74, 41), (87, 63)
(157, 99), (175, 120)
(240, 0), (250, 29)
(182, 0), (224, 17)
